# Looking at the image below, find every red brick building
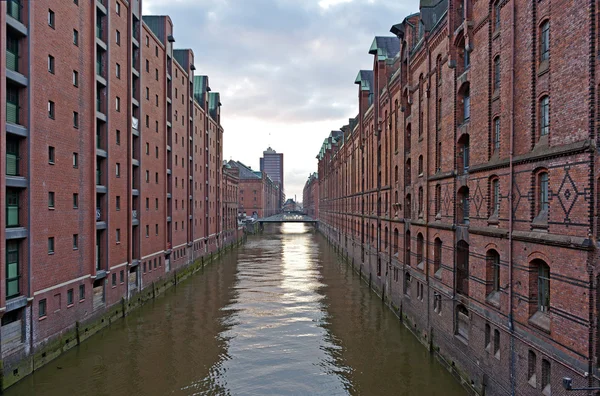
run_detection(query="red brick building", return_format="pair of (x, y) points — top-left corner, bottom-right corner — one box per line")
(0, 0), (237, 387)
(317, 1), (600, 394)
(222, 163), (241, 246)
(302, 172), (319, 219)
(228, 161), (279, 218)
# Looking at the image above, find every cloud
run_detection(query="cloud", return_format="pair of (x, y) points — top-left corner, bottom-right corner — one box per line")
(143, 0), (416, 198)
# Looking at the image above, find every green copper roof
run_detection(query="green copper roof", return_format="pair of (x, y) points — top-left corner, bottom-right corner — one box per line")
(355, 70), (373, 92)
(369, 37), (400, 60)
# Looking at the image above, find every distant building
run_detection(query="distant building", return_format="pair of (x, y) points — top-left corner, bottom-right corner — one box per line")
(259, 147), (284, 209)
(302, 173), (319, 219)
(222, 163), (240, 245)
(228, 161), (279, 218)
(282, 199), (300, 212)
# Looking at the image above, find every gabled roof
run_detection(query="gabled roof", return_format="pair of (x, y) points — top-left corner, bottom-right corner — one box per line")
(355, 70), (374, 92)
(420, 0), (448, 32)
(228, 160), (261, 180)
(369, 37), (400, 60)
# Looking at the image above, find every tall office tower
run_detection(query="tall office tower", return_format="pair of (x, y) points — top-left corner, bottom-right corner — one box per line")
(259, 147), (283, 209)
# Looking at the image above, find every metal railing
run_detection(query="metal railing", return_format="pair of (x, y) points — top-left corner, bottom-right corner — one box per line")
(7, 0), (22, 22)
(6, 206), (19, 228)
(6, 154), (19, 176)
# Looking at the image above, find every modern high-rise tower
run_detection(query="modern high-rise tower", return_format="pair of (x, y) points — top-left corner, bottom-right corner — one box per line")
(259, 147), (284, 209)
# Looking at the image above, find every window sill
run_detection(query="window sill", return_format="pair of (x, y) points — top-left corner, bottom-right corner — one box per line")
(38, 316), (47, 321)
(528, 311), (551, 333)
(455, 334), (469, 346)
(531, 210), (549, 231)
(528, 375), (537, 388)
(493, 30), (500, 40)
(538, 61), (549, 76)
(417, 261), (424, 271)
(67, 304), (74, 309)
(486, 291), (501, 308)
(434, 269), (442, 279)
(487, 213), (499, 226)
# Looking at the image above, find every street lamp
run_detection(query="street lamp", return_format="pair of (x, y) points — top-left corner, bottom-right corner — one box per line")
(562, 377), (600, 391)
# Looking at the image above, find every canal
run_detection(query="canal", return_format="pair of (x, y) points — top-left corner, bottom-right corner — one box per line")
(7, 224), (465, 395)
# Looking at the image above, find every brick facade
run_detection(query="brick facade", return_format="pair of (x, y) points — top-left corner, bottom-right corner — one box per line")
(317, 1), (600, 395)
(0, 0), (238, 386)
(228, 160), (279, 219)
(302, 172), (319, 219)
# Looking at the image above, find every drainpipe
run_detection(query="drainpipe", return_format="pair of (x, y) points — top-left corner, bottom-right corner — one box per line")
(508, 1), (516, 395)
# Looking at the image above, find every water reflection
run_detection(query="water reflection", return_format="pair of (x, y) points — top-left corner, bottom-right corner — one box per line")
(7, 223), (464, 396)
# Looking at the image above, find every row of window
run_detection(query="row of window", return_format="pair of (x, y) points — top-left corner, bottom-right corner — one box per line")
(38, 270), (126, 319)
(389, 237), (550, 314)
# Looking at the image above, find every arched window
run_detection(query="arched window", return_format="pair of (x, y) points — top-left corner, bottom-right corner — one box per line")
(493, 56), (501, 92)
(434, 238), (442, 277)
(384, 227), (389, 251)
(435, 184), (441, 217)
(405, 194), (412, 219)
(457, 240), (469, 296)
(394, 99), (399, 152)
(404, 231), (411, 266)
(416, 233), (424, 269)
(458, 133), (470, 174)
(494, 1), (501, 31)
(404, 272), (411, 296)
(395, 165), (399, 184)
(536, 170), (549, 221)
(493, 117), (500, 152)
(493, 329), (500, 359)
(486, 250), (501, 302)
(528, 350), (537, 384)
(405, 158), (412, 185)
(537, 260), (550, 313)
(418, 186), (424, 215)
(371, 223), (375, 244)
(540, 20), (550, 63)
(539, 95), (549, 137)
(460, 84), (470, 123)
(393, 228), (399, 256)
(405, 123), (412, 152)
(456, 304), (469, 341)
(418, 74), (424, 137)
(490, 177), (500, 216)
(418, 155), (423, 175)
(457, 186), (470, 224)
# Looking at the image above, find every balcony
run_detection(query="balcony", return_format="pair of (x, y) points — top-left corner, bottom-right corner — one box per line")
(96, 207), (106, 230)
(6, 37), (28, 86)
(96, 133), (107, 157)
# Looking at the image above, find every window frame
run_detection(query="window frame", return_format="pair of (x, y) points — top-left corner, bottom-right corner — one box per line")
(540, 20), (550, 63)
(539, 95), (549, 137)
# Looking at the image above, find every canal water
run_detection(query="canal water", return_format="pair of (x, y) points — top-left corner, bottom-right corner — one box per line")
(8, 224), (465, 395)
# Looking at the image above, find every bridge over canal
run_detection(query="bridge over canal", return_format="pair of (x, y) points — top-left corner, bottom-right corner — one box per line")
(257, 212), (318, 225)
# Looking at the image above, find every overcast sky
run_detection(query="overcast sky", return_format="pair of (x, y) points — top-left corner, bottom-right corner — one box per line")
(143, 0), (415, 201)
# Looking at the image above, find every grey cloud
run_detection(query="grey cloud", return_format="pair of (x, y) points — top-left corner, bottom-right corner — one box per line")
(144, 0), (413, 123)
